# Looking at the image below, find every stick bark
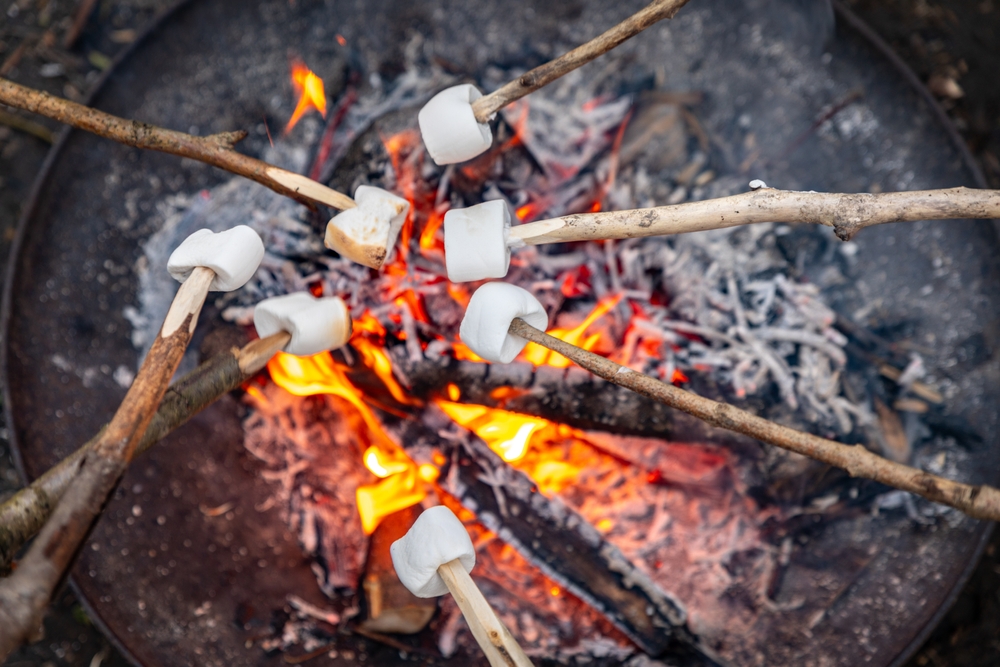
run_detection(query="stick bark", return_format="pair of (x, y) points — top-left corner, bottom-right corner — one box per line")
(508, 318), (1000, 522)
(0, 77), (355, 211)
(471, 0), (692, 122)
(0, 268), (218, 658)
(508, 186), (1000, 245)
(0, 331), (290, 571)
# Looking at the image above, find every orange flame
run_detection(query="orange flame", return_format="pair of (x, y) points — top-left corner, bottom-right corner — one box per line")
(285, 61), (327, 133)
(268, 350), (425, 533)
(522, 294), (622, 368)
(435, 401), (583, 495)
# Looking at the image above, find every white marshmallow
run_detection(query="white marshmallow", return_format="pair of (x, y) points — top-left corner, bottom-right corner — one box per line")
(253, 292), (352, 356)
(444, 200), (511, 283)
(167, 226), (264, 292)
(418, 84), (493, 165)
(325, 186), (410, 269)
(459, 282), (548, 363)
(390, 506), (476, 598)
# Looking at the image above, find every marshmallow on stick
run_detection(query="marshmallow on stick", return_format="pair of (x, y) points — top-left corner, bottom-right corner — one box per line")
(253, 292), (352, 356)
(459, 282), (548, 363)
(417, 0), (691, 165)
(445, 186), (1000, 282)
(325, 185), (410, 269)
(391, 506), (534, 667)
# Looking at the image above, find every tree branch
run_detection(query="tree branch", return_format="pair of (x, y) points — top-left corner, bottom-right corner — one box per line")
(471, 0), (692, 122)
(508, 318), (1000, 522)
(0, 331), (290, 571)
(0, 77), (355, 211)
(509, 186), (1000, 245)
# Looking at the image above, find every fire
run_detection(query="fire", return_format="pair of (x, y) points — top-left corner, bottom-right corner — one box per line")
(521, 293), (622, 368)
(268, 350), (426, 534)
(435, 401), (583, 495)
(285, 61), (327, 133)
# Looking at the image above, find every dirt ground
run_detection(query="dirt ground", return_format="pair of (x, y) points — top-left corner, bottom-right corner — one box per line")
(0, 1), (998, 665)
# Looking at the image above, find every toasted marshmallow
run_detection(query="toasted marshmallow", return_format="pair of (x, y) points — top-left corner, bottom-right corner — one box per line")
(444, 200), (511, 283)
(390, 506), (476, 598)
(167, 226), (264, 292)
(325, 186), (410, 269)
(459, 282), (548, 363)
(418, 84), (493, 165)
(253, 292), (352, 356)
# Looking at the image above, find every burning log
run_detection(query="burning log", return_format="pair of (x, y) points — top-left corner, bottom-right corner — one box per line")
(506, 316), (1000, 522)
(360, 506), (436, 635)
(0, 77), (355, 211)
(388, 410), (716, 662)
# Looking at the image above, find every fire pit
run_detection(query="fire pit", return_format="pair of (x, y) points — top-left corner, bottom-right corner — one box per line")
(3, 0), (998, 665)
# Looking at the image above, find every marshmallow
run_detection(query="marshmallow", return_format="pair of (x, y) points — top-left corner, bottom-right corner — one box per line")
(444, 200), (511, 283)
(167, 226), (264, 292)
(253, 292), (352, 356)
(325, 186), (410, 269)
(459, 282), (548, 363)
(390, 506), (476, 598)
(418, 84), (493, 165)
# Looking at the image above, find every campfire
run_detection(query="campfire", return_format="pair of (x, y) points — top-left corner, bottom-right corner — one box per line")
(2, 1), (1000, 665)
(128, 59), (952, 664)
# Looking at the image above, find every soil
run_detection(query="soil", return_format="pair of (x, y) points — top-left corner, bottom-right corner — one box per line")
(1, 0), (998, 665)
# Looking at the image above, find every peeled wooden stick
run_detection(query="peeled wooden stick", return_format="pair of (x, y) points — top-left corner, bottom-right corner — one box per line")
(0, 77), (355, 211)
(444, 186), (1000, 282)
(506, 317), (1000, 522)
(469, 0), (692, 123)
(391, 506), (533, 667)
(0, 228), (264, 659)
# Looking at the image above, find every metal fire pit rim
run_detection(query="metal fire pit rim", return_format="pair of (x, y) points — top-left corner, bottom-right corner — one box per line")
(0, 2), (994, 666)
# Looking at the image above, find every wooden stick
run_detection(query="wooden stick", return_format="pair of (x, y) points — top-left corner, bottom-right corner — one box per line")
(0, 77), (355, 211)
(508, 186), (1000, 246)
(470, 0), (692, 123)
(0, 330), (290, 570)
(507, 318), (1000, 522)
(0, 267), (219, 659)
(437, 559), (534, 667)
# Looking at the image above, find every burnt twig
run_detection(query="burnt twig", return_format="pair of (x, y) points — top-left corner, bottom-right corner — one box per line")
(0, 77), (355, 211)
(509, 318), (1000, 522)
(0, 331), (290, 571)
(471, 0), (692, 122)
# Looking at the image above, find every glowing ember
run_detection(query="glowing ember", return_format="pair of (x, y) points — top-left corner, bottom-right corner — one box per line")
(285, 61), (327, 133)
(521, 293), (623, 368)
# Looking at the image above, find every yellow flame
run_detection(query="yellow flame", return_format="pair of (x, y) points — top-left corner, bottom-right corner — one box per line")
(521, 294), (622, 368)
(268, 351), (426, 534)
(285, 62), (327, 133)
